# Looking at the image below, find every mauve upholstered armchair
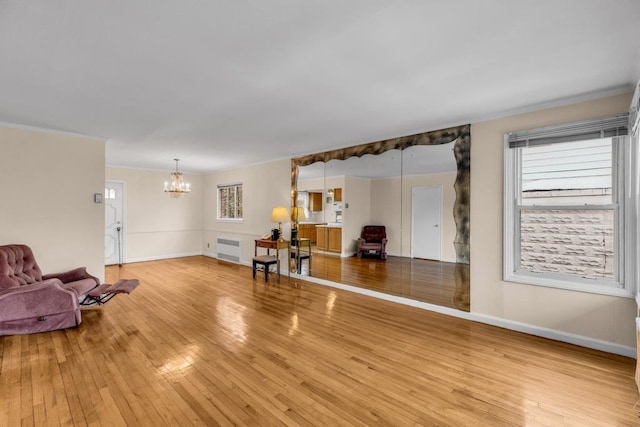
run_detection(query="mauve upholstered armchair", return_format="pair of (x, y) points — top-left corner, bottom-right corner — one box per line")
(357, 225), (388, 260)
(0, 244), (139, 336)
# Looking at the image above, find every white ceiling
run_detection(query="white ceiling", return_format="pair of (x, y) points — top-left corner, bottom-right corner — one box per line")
(1, 0), (640, 173)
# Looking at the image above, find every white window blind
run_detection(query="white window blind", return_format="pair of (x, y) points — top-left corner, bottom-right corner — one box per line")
(504, 113), (633, 297)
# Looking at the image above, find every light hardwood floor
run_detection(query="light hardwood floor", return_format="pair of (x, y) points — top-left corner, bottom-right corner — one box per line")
(299, 252), (469, 311)
(0, 256), (637, 426)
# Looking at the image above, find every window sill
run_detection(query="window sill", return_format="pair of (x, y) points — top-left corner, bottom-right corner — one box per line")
(217, 218), (244, 224)
(504, 271), (633, 299)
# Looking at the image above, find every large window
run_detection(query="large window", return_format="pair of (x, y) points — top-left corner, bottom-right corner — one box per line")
(504, 114), (633, 296)
(218, 183), (243, 220)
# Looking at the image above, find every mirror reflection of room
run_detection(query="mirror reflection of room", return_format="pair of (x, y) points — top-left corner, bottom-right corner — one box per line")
(292, 125), (470, 312)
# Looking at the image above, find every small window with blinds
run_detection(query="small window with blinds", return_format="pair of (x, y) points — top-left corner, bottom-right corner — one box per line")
(504, 114), (633, 296)
(218, 183), (243, 221)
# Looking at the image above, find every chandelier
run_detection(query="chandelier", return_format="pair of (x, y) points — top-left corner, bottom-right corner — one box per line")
(164, 158), (191, 198)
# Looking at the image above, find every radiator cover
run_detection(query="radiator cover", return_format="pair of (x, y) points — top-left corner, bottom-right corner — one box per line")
(216, 238), (241, 264)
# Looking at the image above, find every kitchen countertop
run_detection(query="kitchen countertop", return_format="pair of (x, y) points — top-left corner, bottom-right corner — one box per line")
(316, 223), (342, 228)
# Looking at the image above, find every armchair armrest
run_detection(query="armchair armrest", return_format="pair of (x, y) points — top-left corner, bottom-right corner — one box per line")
(43, 267), (100, 287)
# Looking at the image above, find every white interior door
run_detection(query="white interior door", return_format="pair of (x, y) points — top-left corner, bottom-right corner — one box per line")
(412, 186), (442, 260)
(105, 181), (124, 265)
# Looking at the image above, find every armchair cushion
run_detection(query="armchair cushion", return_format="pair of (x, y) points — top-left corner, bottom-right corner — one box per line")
(0, 244), (43, 290)
(43, 266), (100, 296)
(43, 266), (100, 287)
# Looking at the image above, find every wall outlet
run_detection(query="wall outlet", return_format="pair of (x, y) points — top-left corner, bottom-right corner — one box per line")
(207, 243), (210, 248)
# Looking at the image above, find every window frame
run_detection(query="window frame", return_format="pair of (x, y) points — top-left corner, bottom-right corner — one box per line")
(217, 183), (243, 222)
(503, 115), (634, 298)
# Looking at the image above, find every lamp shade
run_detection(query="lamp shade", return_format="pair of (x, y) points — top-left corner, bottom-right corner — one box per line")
(290, 207), (306, 222)
(271, 206), (289, 223)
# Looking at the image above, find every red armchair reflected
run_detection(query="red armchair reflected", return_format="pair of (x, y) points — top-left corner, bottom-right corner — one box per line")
(357, 226), (387, 260)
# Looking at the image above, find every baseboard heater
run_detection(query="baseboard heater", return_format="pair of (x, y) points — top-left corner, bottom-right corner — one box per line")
(216, 238), (241, 264)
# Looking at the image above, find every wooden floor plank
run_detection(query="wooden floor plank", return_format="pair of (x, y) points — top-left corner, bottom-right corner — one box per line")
(0, 256), (637, 426)
(305, 252), (469, 311)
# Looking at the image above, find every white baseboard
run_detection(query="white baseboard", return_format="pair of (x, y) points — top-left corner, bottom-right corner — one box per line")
(125, 252), (202, 264)
(294, 273), (636, 359)
(468, 312), (636, 359)
(204, 252), (263, 270)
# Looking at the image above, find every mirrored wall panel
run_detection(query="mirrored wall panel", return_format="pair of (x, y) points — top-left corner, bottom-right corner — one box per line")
(291, 125), (470, 311)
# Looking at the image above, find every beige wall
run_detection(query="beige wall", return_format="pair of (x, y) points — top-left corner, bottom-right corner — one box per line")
(106, 167), (203, 262)
(370, 176), (402, 255)
(203, 159), (290, 264)
(343, 176), (372, 255)
(0, 126), (105, 281)
(369, 172), (457, 261)
(471, 92), (636, 347)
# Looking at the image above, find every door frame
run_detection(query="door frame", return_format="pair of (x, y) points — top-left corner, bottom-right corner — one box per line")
(411, 185), (442, 260)
(105, 180), (127, 265)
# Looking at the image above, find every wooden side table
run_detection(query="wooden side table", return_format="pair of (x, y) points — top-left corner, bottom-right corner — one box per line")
(254, 239), (290, 281)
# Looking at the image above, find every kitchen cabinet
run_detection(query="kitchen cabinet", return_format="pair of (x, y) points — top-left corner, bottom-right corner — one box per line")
(316, 227), (327, 250)
(334, 188), (342, 202)
(298, 224), (317, 243)
(316, 226), (341, 253)
(328, 227), (342, 252)
(309, 192), (323, 212)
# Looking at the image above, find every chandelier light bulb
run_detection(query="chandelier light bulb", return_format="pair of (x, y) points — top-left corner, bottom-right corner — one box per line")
(164, 159), (191, 198)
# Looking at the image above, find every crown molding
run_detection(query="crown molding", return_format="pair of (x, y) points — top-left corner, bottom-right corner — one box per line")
(0, 120), (105, 141)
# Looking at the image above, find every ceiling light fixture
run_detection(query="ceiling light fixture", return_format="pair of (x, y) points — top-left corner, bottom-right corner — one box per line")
(164, 158), (191, 198)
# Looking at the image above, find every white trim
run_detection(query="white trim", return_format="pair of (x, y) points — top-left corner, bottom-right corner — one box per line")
(294, 273), (636, 358)
(0, 120), (106, 141)
(106, 163), (204, 175)
(126, 252), (202, 264)
(105, 180), (127, 266)
(504, 133), (631, 296)
(503, 272), (632, 298)
(469, 85), (633, 128)
(127, 229), (203, 235)
(470, 313), (636, 359)
(216, 182), (243, 189)
(216, 218), (244, 224)
(504, 136), (517, 281)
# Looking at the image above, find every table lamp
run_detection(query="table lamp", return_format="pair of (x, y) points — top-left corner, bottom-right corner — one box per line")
(290, 207), (306, 229)
(271, 206), (289, 242)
